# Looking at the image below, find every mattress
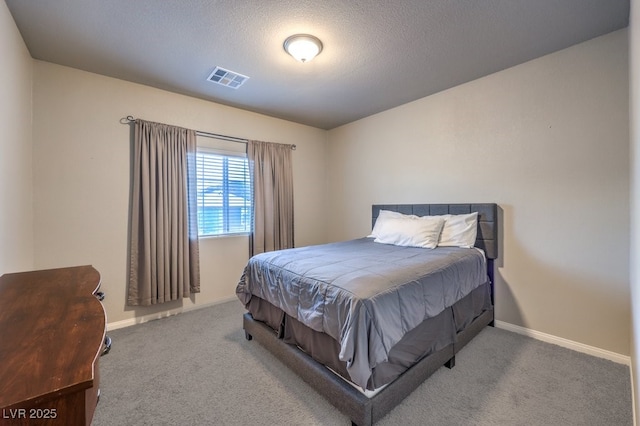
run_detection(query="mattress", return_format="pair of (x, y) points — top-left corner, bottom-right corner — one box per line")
(237, 237), (489, 389)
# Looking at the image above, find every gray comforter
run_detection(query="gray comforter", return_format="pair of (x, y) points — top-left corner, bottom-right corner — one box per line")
(236, 238), (488, 389)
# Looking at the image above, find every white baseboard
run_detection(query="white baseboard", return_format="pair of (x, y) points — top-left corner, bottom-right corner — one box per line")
(107, 303), (631, 366)
(494, 320), (631, 366)
(106, 295), (238, 331)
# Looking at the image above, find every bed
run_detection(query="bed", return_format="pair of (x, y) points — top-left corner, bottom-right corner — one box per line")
(237, 203), (498, 425)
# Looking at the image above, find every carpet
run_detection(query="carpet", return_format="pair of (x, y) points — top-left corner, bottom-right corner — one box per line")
(92, 300), (632, 425)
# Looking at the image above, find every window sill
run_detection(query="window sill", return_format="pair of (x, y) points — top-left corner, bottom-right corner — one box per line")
(198, 232), (250, 240)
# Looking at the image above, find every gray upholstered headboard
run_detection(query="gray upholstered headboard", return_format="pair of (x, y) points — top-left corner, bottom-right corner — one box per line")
(371, 203), (498, 260)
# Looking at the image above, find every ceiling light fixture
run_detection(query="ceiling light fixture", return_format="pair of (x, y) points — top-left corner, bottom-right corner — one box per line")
(283, 34), (323, 63)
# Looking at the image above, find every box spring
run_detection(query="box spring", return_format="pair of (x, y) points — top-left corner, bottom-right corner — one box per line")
(246, 281), (491, 391)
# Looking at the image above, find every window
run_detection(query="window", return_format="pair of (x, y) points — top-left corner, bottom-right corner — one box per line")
(195, 149), (252, 236)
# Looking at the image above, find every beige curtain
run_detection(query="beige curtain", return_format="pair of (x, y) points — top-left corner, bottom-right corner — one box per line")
(248, 140), (294, 256)
(128, 119), (200, 306)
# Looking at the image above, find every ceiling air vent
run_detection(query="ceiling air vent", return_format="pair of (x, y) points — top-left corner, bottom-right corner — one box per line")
(207, 66), (249, 89)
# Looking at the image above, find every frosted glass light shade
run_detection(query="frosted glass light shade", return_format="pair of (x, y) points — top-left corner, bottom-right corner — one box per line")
(283, 34), (323, 63)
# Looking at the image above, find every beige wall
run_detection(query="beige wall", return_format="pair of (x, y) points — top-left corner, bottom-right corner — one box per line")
(0, 1), (34, 274)
(32, 61), (327, 324)
(629, 0), (640, 421)
(327, 30), (630, 356)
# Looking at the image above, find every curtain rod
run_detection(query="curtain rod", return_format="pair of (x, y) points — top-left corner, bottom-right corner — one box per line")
(121, 115), (296, 150)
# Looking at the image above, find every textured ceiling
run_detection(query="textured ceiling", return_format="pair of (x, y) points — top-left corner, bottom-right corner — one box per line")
(5, 0), (630, 130)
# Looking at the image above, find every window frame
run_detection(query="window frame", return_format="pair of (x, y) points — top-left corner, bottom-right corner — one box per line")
(195, 146), (253, 238)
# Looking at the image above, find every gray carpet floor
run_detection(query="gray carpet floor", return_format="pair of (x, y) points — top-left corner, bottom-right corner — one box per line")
(93, 301), (632, 425)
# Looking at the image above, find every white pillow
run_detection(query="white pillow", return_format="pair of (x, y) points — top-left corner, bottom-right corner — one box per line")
(368, 210), (408, 238)
(374, 215), (445, 249)
(438, 212), (478, 248)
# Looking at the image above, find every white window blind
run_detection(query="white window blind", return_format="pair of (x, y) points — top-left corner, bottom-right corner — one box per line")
(196, 149), (252, 236)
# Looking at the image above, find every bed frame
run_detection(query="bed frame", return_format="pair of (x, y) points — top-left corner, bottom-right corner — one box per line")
(243, 203), (498, 425)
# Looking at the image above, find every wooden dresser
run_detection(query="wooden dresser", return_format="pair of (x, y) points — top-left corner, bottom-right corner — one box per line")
(0, 266), (106, 425)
